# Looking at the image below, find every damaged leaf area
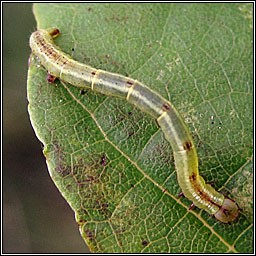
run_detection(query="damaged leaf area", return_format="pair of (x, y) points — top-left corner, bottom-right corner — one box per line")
(27, 3), (253, 253)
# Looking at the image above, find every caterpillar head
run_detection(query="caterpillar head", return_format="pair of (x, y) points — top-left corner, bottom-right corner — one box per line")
(214, 198), (239, 223)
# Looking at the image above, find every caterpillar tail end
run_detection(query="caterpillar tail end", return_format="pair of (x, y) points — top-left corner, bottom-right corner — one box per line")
(214, 198), (239, 223)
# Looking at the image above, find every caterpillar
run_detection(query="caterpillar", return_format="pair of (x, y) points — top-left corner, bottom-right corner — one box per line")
(29, 28), (239, 223)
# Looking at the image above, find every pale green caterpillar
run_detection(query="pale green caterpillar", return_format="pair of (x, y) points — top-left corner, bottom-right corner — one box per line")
(29, 28), (239, 223)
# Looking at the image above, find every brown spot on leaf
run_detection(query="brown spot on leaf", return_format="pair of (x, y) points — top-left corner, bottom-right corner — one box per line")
(86, 229), (95, 241)
(128, 131), (134, 137)
(78, 219), (84, 225)
(55, 165), (71, 177)
(142, 240), (148, 246)
(80, 89), (87, 95)
(80, 175), (97, 183)
(99, 207), (112, 219)
(100, 154), (107, 166)
(76, 208), (89, 223)
(105, 16), (129, 23)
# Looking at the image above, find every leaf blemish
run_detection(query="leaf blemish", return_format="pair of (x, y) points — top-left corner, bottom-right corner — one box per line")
(55, 164), (72, 177)
(86, 229), (95, 241)
(80, 89), (87, 95)
(142, 240), (148, 246)
(128, 131), (134, 137)
(100, 154), (107, 166)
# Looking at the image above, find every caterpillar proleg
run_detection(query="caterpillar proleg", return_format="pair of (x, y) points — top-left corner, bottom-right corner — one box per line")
(29, 28), (239, 223)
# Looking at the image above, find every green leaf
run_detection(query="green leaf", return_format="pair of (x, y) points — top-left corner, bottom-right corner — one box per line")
(27, 3), (253, 253)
